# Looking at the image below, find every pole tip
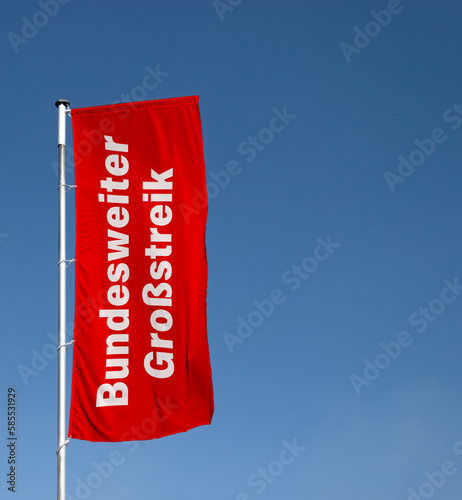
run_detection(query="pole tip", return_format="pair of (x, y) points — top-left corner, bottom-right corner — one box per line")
(55, 99), (70, 108)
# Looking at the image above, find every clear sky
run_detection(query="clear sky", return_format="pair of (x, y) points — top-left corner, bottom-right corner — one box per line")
(1, 1), (462, 499)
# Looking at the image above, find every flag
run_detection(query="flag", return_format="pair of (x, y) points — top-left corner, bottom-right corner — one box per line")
(68, 96), (214, 442)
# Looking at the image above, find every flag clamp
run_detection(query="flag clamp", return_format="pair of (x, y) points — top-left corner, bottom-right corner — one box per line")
(56, 438), (70, 456)
(58, 184), (76, 192)
(57, 340), (75, 352)
(57, 258), (75, 268)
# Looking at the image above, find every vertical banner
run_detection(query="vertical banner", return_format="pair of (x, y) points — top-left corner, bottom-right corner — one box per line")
(69, 96), (214, 442)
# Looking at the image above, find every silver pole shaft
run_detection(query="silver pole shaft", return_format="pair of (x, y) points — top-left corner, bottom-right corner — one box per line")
(56, 99), (70, 500)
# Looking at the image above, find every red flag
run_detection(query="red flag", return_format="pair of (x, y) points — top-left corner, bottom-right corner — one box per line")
(68, 96), (213, 442)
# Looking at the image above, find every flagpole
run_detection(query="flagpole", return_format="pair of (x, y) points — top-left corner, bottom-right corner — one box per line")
(56, 99), (70, 500)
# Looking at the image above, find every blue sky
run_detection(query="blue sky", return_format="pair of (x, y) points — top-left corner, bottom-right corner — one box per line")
(2, 1), (462, 499)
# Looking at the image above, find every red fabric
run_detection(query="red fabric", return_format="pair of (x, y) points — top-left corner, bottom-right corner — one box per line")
(69, 96), (213, 442)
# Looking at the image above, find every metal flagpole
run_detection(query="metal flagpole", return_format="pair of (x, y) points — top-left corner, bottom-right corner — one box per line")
(56, 99), (70, 500)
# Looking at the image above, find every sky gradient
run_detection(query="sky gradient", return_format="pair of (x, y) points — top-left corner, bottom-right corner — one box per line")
(1, 1), (462, 499)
